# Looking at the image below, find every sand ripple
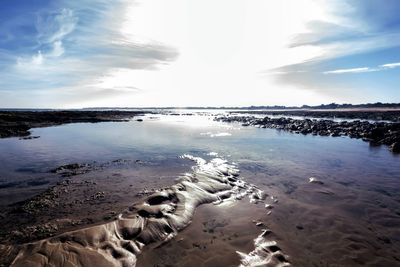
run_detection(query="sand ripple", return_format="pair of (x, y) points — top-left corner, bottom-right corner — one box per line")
(11, 155), (289, 267)
(237, 229), (290, 267)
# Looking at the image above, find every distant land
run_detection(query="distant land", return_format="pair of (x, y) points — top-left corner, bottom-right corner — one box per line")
(1, 102), (400, 111)
(81, 102), (400, 110)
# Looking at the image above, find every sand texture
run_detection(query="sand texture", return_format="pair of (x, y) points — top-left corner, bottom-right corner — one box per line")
(10, 155), (289, 267)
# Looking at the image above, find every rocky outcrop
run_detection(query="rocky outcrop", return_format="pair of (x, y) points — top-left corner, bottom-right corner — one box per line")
(0, 111), (144, 138)
(215, 116), (400, 153)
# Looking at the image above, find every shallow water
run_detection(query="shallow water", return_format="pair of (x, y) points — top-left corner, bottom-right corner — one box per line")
(1, 112), (397, 192)
(1, 111), (399, 266)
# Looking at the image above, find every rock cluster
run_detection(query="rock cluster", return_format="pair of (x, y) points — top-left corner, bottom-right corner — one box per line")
(14, 181), (70, 215)
(0, 110), (144, 138)
(50, 163), (91, 177)
(215, 116), (400, 153)
(0, 124), (31, 138)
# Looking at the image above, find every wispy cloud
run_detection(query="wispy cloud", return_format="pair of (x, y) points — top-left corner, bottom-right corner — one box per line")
(323, 67), (375, 74)
(263, 0), (400, 103)
(0, 0), (178, 107)
(380, 62), (400, 69)
(1, 0), (400, 107)
(323, 61), (400, 74)
(288, 0), (400, 58)
(271, 1), (400, 76)
(36, 8), (78, 49)
(289, 20), (365, 49)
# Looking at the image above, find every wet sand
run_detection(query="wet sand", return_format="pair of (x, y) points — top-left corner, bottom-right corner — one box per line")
(239, 163), (400, 266)
(1, 154), (400, 266)
(137, 161), (400, 267)
(4, 155), (290, 267)
(0, 157), (194, 266)
(137, 194), (287, 267)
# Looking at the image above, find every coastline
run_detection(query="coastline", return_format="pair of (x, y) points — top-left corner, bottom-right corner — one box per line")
(230, 108), (400, 122)
(215, 114), (400, 153)
(1, 108), (400, 139)
(0, 110), (399, 266)
(0, 110), (145, 138)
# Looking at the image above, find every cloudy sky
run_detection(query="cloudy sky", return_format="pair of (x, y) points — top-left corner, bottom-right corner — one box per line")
(1, 0), (399, 108)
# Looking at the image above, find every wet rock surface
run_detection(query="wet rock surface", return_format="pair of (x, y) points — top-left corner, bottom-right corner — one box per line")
(0, 110), (145, 138)
(215, 115), (400, 153)
(50, 163), (92, 177)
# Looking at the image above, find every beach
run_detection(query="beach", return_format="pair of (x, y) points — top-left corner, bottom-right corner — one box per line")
(0, 109), (399, 266)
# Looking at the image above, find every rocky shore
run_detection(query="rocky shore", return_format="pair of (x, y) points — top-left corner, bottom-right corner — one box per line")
(0, 110), (145, 138)
(215, 115), (400, 153)
(230, 109), (400, 122)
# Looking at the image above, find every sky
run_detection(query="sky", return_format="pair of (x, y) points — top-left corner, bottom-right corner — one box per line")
(0, 0), (399, 108)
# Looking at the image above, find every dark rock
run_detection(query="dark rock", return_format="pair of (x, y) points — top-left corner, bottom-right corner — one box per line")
(215, 115), (400, 154)
(50, 163), (91, 177)
(19, 136), (40, 140)
(0, 110), (145, 139)
(390, 142), (400, 153)
(51, 163), (83, 173)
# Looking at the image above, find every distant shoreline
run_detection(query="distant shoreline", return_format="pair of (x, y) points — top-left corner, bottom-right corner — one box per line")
(229, 109), (400, 122)
(1, 109), (400, 139)
(2, 102), (400, 111)
(0, 110), (144, 138)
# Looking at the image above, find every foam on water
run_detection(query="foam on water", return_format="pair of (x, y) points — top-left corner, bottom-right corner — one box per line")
(10, 155), (289, 267)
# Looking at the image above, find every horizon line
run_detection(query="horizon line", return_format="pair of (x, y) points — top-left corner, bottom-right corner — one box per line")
(1, 102), (400, 111)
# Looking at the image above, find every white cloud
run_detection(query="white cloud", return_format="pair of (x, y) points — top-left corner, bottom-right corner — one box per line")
(16, 51), (44, 68)
(8, 0), (332, 108)
(324, 61), (400, 74)
(323, 67), (374, 74)
(37, 8), (78, 44)
(14, 9), (76, 72)
(380, 62), (400, 69)
(5, 0), (399, 108)
(91, 0), (334, 107)
(31, 51), (44, 65)
(33, 8), (77, 61)
(261, 71), (289, 76)
(49, 41), (65, 57)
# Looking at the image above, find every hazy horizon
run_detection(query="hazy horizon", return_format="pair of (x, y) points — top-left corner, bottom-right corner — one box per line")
(1, 0), (400, 108)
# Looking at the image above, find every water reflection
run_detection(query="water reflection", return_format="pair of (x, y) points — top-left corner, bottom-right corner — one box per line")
(0, 112), (398, 206)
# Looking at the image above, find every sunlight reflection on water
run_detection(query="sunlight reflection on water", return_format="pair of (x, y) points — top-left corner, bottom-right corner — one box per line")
(0, 111), (398, 206)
